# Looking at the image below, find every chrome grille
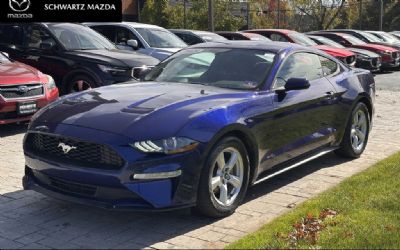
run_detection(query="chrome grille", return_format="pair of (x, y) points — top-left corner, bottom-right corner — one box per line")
(0, 83), (43, 99)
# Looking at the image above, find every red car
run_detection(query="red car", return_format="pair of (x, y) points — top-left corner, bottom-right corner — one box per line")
(244, 29), (356, 66)
(309, 32), (400, 69)
(0, 52), (59, 125)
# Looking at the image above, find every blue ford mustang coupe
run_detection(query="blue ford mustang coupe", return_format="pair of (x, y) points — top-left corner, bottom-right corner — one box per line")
(23, 41), (375, 217)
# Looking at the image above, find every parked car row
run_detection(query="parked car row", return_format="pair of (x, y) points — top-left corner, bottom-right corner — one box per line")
(1, 22), (399, 127)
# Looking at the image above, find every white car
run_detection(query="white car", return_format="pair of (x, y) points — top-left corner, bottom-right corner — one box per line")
(84, 22), (188, 60)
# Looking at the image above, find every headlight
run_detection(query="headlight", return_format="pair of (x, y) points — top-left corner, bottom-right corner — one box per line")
(131, 137), (199, 154)
(45, 75), (56, 90)
(98, 64), (129, 75)
(378, 50), (391, 56)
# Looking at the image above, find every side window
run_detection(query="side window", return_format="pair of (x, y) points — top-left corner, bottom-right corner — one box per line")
(275, 52), (323, 88)
(116, 27), (140, 46)
(270, 33), (289, 42)
(24, 25), (56, 49)
(319, 56), (339, 76)
(91, 26), (116, 43)
(0, 24), (23, 47)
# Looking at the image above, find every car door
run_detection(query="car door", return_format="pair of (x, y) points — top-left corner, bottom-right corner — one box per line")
(262, 52), (338, 169)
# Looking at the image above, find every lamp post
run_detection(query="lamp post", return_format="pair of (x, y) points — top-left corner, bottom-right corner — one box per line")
(208, 0), (214, 32)
(183, 0), (187, 29)
(379, 0), (383, 31)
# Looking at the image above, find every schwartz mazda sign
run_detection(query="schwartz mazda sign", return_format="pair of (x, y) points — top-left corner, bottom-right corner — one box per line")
(1, 0), (122, 21)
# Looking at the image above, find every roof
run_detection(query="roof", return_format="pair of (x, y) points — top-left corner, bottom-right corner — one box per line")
(169, 29), (215, 35)
(245, 29), (296, 34)
(83, 22), (165, 29)
(188, 40), (311, 53)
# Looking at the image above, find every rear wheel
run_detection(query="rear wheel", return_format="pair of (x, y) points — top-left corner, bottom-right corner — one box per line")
(335, 102), (370, 158)
(193, 137), (250, 218)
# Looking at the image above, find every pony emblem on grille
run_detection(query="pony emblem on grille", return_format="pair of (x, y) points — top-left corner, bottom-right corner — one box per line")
(58, 142), (77, 154)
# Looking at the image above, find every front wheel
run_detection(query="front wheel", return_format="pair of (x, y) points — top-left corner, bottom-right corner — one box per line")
(193, 137), (250, 218)
(65, 75), (97, 94)
(335, 102), (370, 158)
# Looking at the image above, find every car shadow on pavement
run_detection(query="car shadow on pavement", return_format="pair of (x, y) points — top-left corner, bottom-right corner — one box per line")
(0, 123), (28, 138)
(0, 153), (351, 249)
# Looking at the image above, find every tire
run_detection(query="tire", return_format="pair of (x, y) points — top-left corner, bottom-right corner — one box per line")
(193, 136), (250, 218)
(335, 102), (370, 158)
(64, 74), (97, 94)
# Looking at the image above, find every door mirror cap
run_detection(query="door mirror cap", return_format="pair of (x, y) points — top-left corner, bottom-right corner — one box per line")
(283, 78), (310, 91)
(1, 52), (9, 58)
(127, 39), (138, 49)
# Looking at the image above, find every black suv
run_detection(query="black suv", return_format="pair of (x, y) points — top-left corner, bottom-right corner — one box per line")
(0, 23), (159, 94)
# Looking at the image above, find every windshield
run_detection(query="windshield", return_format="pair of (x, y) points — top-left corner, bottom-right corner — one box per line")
(288, 33), (317, 46)
(145, 48), (276, 90)
(312, 36), (345, 48)
(359, 31), (383, 43)
(48, 24), (116, 50)
(243, 33), (271, 41)
(374, 32), (399, 43)
(0, 53), (10, 63)
(135, 28), (187, 48)
(343, 35), (366, 45)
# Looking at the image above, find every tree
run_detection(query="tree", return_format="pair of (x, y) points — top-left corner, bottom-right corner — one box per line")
(292, 0), (346, 30)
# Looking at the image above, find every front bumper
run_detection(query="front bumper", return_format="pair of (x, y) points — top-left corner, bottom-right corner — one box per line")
(381, 57), (400, 68)
(0, 88), (59, 125)
(356, 57), (381, 72)
(23, 126), (203, 211)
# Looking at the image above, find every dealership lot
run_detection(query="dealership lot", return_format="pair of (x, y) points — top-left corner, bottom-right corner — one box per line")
(1, 72), (400, 249)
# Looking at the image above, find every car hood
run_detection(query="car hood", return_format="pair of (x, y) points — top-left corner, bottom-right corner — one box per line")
(347, 48), (380, 58)
(0, 62), (41, 85)
(371, 42), (400, 50)
(313, 45), (354, 57)
(146, 47), (183, 60)
(354, 44), (398, 52)
(66, 49), (160, 68)
(35, 82), (250, 140)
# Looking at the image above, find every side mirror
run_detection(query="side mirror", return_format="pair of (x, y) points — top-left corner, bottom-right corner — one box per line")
(127, 39), (138, 49)
(40, 41), (55, 50)
(1, 52), (9, 58)
(284, 78), (310, 91)
(139, 68), (152, 81)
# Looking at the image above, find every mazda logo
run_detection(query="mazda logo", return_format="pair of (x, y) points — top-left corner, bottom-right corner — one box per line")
(17, 85), (28, 94)
(9, 0), (31, 12)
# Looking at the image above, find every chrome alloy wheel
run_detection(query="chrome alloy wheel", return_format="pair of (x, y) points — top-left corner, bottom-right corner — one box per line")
(351, 109), (368, 153)
(209, 147), (244, 207)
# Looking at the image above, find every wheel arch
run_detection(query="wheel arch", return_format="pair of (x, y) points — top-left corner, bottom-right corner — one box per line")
(203, 124), (260, 185)
(61, 69), (100, 93)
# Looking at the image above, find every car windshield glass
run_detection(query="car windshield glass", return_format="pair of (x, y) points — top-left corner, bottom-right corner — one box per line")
(197, 32), (227, 42)
(288, 33), (317, 46)
(314, 36), (345, 48)
(377, 32), (399, 43)
(48, 23), (116, 50)
(145, 48), (276, 90)
(360, 31), (382, 42)
(343, 35), (366, 45)
(135, 28), (187, 48)
(0, 53), (10, 63)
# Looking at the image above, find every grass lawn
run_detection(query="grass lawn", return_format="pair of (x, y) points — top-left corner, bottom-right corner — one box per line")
(227, 152), (400, 249)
